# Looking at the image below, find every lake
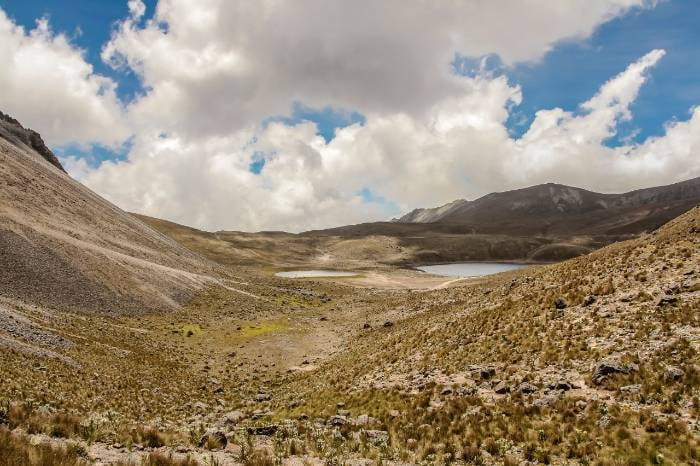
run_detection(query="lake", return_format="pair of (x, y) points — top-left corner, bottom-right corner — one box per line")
(416, 262), (528, 278)
(275, 270), (359, 278)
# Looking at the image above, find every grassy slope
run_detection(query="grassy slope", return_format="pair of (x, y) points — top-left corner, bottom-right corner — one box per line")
(1, 207), (697, 464)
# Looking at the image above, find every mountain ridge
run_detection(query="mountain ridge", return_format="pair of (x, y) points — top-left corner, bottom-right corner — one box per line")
(394, 177), (700, 235)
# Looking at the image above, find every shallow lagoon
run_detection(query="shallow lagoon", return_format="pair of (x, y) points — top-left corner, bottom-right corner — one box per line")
(416, 262), (528, 278)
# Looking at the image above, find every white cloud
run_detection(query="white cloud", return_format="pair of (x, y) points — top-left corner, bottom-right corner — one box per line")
(72, 48), (700, 232)
(0, 10), (128, 147)
(6, 1), (698, 233)
(101, 0), (652, 138)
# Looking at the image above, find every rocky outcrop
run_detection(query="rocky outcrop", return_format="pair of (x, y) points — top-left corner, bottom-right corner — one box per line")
(0, 111), (65, 172)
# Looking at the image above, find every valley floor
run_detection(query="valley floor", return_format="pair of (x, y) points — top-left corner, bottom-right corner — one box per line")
(1, 209), (699, 465)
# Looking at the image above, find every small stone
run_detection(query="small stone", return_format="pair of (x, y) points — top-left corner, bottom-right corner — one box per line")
(516, 382), (538, 394)
(478, 366), (496, 380)
(329, 415), (348, 426)
(363, 430), (389, 445)
(221, 410), (245, 425)
(362, 323), (371, 329)
(494, 381), (509, 394)
(247, 425), (278, 436)
(664, 366), (684, 382)
(255, 393), (271, 402)
(383, 321), (394, 328)
(620, 384), (642, 394)
(440, 387), (453, 396)
(583, 295), (597, 307)
(554, 297), (568, 309)
(657, 295), (678, 307)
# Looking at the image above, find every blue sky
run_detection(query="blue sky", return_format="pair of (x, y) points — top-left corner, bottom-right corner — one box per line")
(3, 0), (699, 154)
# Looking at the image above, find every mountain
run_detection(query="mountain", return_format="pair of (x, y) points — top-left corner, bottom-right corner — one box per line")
(0, 112), (219, 314)
(396, 179), (700, 235)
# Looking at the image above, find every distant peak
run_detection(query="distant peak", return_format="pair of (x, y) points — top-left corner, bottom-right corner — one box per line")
(0, 111), (65, 172)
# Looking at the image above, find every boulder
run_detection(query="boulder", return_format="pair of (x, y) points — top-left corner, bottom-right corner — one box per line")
(554, 297), (568, 309)
(592, 356), (639, 385)
(664, 366), (684, 382)
(221, 410), (245, 426)
(493, 381), (509, 394)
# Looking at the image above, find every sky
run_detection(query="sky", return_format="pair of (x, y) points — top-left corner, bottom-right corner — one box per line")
(0, 0), (699, 232)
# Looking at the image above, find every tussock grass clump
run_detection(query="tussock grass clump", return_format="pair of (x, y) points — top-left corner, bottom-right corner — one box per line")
(0, 427), (84, 466)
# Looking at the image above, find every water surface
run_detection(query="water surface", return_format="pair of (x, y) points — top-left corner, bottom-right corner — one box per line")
(275, 270), (358, 278)
(416, 262), (528, 278)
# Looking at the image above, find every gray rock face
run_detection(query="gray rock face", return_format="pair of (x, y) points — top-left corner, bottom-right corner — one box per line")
(0, 111), (65, 172)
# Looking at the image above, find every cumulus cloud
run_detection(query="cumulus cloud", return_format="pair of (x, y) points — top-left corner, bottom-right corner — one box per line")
(70, 47), (700, 232)
(6, 1), (698, 233)
(101, 0), (652, 138)
(0, 10), (128, 147)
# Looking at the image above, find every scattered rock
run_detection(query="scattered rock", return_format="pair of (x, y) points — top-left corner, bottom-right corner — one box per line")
(657, 295), (678, 307)
(583, 295), (597, 307)
(592, 356), (639, 385)
(554, 297), (568, 309)
(440, 387), (453, 396)
(493, 381), (509, 394)
(550, 380), (572, 391)
(383, 321), (394, 328)
(329, 415), (348, 426)
(362, 323), (371, 329)
(362, 430), (389, 445)
(199, 431), (227, 450)
(247, 425), (278, 436)
(664, 366), (684, 382)
(620, 384), (642, 394)
(192, 401), (208, 412)
(255, 393), (271, 402)
(221, 410), (245, 425)
(353, 414), (378, 426)
(470, 365), (496, 380)
(516, 382), (538, 394)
